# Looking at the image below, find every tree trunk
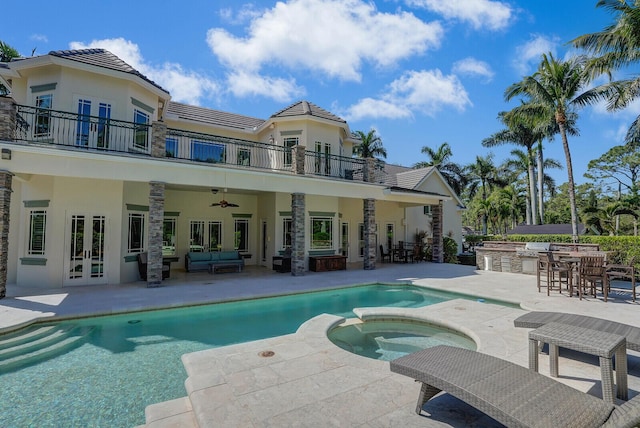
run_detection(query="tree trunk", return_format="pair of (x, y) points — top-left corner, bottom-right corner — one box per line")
(558, 122), (579, 242)
(537, 141), (544, 224)
(528, 157), (538, 225)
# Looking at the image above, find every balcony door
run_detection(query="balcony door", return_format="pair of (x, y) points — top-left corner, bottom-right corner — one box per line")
(75, 97), (112, 149)
(63, 213), (108, 286)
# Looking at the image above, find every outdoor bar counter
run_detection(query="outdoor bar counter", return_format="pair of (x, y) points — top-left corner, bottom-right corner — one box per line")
(474, 241), (601, 274)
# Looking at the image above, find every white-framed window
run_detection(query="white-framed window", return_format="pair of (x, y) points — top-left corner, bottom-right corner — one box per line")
(311, 216), (333, 249)
(127, 212), (146, 253)
(165, 137), (178, 158)
(27, 210), (47, 255)
(314, 141), (331, 175)
(424, 205), (433, 216)
(34, 94), (53, 138)
(189, 220), (222, 251)
(133, 109), (150, 150)
(237, 147), (251, 166)
(163, 218), (177, 255)
(234, 219), (249, 251)
(385, 223), (394, 251)
(282, 218), (292, 249)
(283, 137), (298, 167)
(191, 140), (225, 163)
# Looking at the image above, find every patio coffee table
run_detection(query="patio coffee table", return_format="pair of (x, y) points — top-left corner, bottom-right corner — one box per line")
(529, 322), (628, 403)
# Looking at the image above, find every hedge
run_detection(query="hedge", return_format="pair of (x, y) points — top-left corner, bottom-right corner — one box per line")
(468, 234), (640, 265)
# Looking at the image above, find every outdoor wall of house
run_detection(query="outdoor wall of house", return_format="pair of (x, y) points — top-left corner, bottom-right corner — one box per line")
(13, 175), (124, 288)
(257, 192), (277, 266)
(374, 200), (406, 250)
(412, 175), (463, 253)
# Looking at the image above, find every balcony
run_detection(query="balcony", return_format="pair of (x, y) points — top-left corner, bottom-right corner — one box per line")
(10, 104), (386, 184)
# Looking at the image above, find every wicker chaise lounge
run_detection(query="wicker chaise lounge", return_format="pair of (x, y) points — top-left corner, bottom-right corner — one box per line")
(390, 345), (640, 428)
(514, 311), (640, 352)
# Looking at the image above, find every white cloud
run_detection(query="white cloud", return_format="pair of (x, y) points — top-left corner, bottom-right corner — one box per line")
(344, 69), (471, 121)
(452, 57), (494, 82)
(512, 34), (559, 76)
(30, 34), (48, 43)
(226, 70), (305, 102)
(69, 38), (220, 105)
(219, 4), (264, 25)
(208, 0), (443, 100)
(406, 0), (513, 31)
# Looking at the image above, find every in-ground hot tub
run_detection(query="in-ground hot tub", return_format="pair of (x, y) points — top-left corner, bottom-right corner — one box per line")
(328, 318), (476, 361)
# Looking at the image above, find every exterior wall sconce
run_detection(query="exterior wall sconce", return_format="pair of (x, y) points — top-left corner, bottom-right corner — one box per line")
(1, 148), (11, 160)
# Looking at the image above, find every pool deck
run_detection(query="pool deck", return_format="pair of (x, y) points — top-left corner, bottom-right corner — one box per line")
(1, 262), (639, 427)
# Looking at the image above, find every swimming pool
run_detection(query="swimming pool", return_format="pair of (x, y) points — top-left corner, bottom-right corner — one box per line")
(0, 284), (508, 427)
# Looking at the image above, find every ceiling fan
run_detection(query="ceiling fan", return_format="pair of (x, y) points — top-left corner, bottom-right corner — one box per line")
(210, 189), (239, 208)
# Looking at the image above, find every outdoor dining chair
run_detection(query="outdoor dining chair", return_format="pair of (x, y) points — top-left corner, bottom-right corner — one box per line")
(606, 256), (636, 302)
(578, 255), (607, 301)
(537, 252), (570, 296)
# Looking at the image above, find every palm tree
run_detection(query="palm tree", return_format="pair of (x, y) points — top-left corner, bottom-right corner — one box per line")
(483, 110), (544, 224)
(413, 142), (466, 195)
(0, 41), (20, 95)
(352, 129), (387, 160)
(572, 0), (640, 142)
(583, 200), (638, 236)
(465, 153), (505, 234)
(505, 53), (609, 242)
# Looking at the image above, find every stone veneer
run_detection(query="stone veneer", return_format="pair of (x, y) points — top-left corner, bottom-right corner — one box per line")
(292, 145), (306, 175)
(0, 97), (16, 142)
(363, 198), (376, 270)
(431, 201), (444, 263)
(0, 171), (11, 298)
(151, 121), (167, 158)
(363, 158), (377, 183)
(147, 181), (165, 286)
(291, 193), (305, 276)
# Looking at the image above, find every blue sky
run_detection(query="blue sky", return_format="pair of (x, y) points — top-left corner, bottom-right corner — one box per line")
(3, 0), (636, 189)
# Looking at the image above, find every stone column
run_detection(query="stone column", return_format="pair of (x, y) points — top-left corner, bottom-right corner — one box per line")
(291, 193), (305, 276)
(363, 198), (376, 270)
(151, 121), (167, 158)
(0, 96), (16, 142)
(0, 171), (12, 298)
(431, 200), (444, 263)
(292, 145), (306, 174)
(147, 181), (165, 287)
(362, 158), (377, 183)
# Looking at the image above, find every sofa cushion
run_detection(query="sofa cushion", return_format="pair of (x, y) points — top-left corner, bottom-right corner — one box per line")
(189, 252), (211, 262)
(219, 251), (239, 260)
(210, 252), (221, 261)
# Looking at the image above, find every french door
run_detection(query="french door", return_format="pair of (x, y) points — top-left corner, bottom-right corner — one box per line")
(64, 213), (108, 286)
(75, 98), (112, 149)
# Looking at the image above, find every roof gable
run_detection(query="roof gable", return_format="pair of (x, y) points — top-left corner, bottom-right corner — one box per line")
(271, 100), (346, 124)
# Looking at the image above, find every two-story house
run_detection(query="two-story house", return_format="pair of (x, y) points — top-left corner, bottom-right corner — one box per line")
(0, 49), (463, 296)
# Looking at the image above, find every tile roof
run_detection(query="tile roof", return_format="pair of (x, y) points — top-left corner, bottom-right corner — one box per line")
(48, 49), (168, 93)
(166, 101), (265, 130)
(271, 100), (346, 123)
(507, 224), (588, 235)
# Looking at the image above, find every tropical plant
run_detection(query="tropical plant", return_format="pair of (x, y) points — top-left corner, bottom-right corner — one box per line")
(352, 129), (387, 159)
(483, 110), (544, 224)
(465, 154), (506, 235)
(0, 41), (20, 95)
(583, 200), (638, 236)
(505, 53), (611, 242)
(413, 142), (466, 195)
(572, 0), (640, 143)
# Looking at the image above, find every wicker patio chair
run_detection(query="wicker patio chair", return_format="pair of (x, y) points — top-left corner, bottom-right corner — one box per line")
(390, 345), (640, 428)
(514, 311), (640, 352)
(606, 256), (637, 302)
(537, 252), (570, 296)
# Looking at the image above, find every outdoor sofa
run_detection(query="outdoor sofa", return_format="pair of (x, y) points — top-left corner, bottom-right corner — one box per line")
(185, 250), (244, 273)
(514, 311), (640, 352)
(390, 345), (640, 428)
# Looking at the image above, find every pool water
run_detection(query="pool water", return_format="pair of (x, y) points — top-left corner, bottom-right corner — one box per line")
(328, 320), (476, 361)
(0, 284), (502, 427)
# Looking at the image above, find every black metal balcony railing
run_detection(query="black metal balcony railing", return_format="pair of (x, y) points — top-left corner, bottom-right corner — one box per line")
(15, 105), (151, 154)
(11, 104), (386, 184)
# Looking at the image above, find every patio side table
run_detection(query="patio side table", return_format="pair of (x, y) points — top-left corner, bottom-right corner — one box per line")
(528, 322), (627, 403)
